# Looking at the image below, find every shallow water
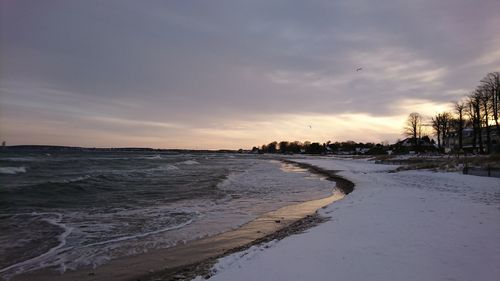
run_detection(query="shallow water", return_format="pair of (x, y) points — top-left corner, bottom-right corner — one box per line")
(0, 150), (334, 279)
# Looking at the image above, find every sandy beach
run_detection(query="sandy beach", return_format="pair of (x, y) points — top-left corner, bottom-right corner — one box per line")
(199, 157), (500, 281)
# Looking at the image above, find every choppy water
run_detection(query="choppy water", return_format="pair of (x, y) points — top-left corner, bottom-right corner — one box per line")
(0, 150), (334, 279)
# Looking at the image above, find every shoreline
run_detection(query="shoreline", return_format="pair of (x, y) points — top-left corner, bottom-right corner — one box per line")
(11, 160), (355, 281)
(203, 158), (500, 281)
(144, 160), (355, 281)
(281, 159), (354, 195)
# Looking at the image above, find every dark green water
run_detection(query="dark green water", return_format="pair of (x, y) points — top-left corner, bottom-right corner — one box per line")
(0, 150), (333, 279)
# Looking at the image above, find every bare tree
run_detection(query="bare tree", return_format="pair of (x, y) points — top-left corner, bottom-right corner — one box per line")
(441, 112), (452, 147)
(424, 72), (498, 155)
(467, 91), (483, 153)
(478, 86), (492, 153)
(432, 112), (452, 150)
(454, 101), (466, 150)
(431, 115), (442, 149)
(404, 112), (423, 147)
(465, 96), (476, 152)
(481, 72), (500, 136)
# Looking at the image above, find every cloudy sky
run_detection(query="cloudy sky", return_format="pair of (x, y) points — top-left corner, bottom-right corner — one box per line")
(1, 0), (499, 149)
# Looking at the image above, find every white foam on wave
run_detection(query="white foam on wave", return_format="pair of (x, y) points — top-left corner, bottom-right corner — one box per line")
(216, 172), (240, 190)
(0, 166), (27, 174)
(2, 157), (37, 162)
(50, 175), (92, 184)
(0, 207), (196, 279)
(0, 212), (73, 279)
(161, 164), (179, 171)
(145, 164), (180, 173)
(81, 219), (193, 248)
(143, 155), (162, 160)
(178, 160), (199, 165)
(66, 175), (92, 183)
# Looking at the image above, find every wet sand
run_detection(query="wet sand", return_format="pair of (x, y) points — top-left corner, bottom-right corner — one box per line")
(12, 160), (354, 281)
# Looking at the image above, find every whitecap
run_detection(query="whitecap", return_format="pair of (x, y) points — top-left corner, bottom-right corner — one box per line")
(52, 175), (92, 184)
(178, 160), (199, 165)
(0, 212), (73, 278)
(68, 175), (92, 183)
(160, 164), (179, 171)
(0, 166), (27, 174)
(144, 165), (180, 173)
(144, 155), (162, 160)
(80, 219), (193, 248)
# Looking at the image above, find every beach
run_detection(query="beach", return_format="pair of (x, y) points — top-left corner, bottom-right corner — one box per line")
(0, 152), (345, 281)
(4, 1), (500, 280)
(3, 156), (500, 281)
(10, 179), (345, 281)
(199, 157), (500, 281)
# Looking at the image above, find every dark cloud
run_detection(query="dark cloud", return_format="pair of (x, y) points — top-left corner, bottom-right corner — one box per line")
(1, 0), (499, 147)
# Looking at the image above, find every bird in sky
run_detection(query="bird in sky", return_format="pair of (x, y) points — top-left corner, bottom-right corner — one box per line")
(308, 125), (312, 129)
(356, 67), (363, 72)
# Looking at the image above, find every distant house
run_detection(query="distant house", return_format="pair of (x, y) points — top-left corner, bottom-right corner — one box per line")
(392, 137), (435, 154)
(444, 125), (500, 153)
(395, 137), (434, 148)
(355, 147), (370, 154)
(397, 138), (414, 147)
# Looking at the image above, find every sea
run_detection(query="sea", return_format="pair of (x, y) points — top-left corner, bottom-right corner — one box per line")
(0, 149), (335, 279)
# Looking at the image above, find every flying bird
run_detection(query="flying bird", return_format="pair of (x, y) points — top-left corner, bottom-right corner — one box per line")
(308, 125), (312, 129)
(356, 67), (363, 72)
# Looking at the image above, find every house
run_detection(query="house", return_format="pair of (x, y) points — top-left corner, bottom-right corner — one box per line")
(392, 137), (436, 154)
(395, 137), (435, 148)
(355, 147), (370, 154)
(444, 125), (500, 153)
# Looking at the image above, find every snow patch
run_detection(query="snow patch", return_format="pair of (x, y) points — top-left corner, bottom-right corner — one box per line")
(203, 158), (500, 281)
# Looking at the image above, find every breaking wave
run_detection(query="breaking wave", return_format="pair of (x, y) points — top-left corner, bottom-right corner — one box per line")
(178, 160), (199, 165)
(0, 167), (27, 174)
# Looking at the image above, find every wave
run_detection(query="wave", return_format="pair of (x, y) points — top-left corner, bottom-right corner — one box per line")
(66, 175), (92, 183)
(50, 175), (92, 184)
(0, 167), (27, 174)
(0, 212), (73, 278)
(1, 157), (40, 162)
(161, 164), (179, 171)
(81, 219), (193, 248)
(141, 164), (180, 174)
(0, 214), (193, 279)
(178, 160), (199, 165)
(216, 172), (239, 190)
(141, 155), (162, 160)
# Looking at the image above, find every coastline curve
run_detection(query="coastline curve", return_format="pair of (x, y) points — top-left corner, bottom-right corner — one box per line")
(11, 159), (355, 281)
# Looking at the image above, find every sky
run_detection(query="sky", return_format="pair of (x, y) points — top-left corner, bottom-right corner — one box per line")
(1, 0), (499, 149)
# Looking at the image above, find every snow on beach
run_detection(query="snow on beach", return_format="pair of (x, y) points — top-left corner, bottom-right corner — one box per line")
(199, 158), (500, 281)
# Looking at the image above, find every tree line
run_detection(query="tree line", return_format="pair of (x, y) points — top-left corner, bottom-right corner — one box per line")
(256, 140), (388, 155)
(405, 72), (499, 154)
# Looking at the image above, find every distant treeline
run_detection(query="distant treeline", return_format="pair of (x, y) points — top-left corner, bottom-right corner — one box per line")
(0, 145), (162, 151)
(255, 141), (388, 155)
(0, 145), (235, 154)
